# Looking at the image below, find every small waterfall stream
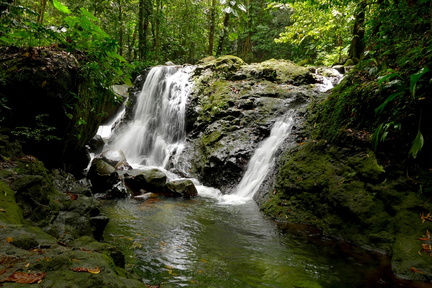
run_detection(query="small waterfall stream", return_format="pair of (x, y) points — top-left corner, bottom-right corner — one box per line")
(233, 115), (294, 199)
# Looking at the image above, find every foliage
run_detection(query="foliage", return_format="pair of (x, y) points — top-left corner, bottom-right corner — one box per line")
(11, 114), (60, 144)
(275, 0), (354, 65)
(372, 68), (430, 158)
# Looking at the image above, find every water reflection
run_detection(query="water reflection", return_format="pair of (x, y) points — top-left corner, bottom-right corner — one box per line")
(103, 197), (415, 288)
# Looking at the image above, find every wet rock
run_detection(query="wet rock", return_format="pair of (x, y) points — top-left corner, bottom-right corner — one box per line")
(115, 160), (133, 170)
(87, 158), (119, 192)
(100, 149), (127, 167)
(166, 179), (198, 198)
(10, 233), (40, 250)
(88, 135), (105, 153)
(124, 168), (167, 194)
(90, 215), (110, 241)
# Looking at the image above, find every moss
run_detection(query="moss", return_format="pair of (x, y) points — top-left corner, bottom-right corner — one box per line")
(246, 59), (312, 84)
(0, 181), (24, 225)
(201, 131), (223, 147)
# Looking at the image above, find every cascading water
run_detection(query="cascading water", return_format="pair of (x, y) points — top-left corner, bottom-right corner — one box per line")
(108, 65), (194, 168)
(233, 115), (294, 199)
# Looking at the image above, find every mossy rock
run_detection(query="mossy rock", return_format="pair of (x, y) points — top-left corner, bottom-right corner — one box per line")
(0, 181), (25, 225)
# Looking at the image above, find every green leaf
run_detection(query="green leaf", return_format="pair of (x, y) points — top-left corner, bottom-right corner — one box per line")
(409, 130), (424, 159)
(409, 67), (429, 99)
(377, 72), (403, 85)
(372, 123), (384, 150)
(374, 91), (404, 114)
(52, 0), (71, 14)
(228, 32), (238, 41)
(80, 8), (99, 22)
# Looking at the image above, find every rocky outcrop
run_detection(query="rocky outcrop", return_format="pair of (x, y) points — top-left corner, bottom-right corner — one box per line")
(0, 138), (145, 287)
(176, 56), (332, 192)
(0, 46), (123, 177)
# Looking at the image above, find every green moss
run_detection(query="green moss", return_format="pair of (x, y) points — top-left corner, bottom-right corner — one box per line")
(246, 59), (311, 84)
(201, 131), (223, 147)
(0, 181), (24, 225)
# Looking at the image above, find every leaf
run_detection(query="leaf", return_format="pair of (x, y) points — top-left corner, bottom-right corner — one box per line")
(52, 0), (71, 14)
(409, 130), (424, 159)
(71, 267), (101, 274)
(410, 67), (429, 99)
(377, 72), (403, 85)
(6, 237), (13, 243)
(0, 272), (46, 284)
(409, 267), (424, 274)
(374, 91), (404, 114)
(87, 268), (101, 274)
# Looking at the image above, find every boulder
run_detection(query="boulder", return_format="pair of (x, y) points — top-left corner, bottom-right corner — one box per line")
(87, 158), (119, 192)
(87, 135), (105, 153)
(115, 160), (133, 170)
(166, 179), (198, 198)
(124, 168), (167, 194)
(99, 149), (127, 167)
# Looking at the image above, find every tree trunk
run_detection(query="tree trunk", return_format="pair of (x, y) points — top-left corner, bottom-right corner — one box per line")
(207, 0), (216, 55)
(348, 0), (367, 62)
(217, 12), (230, 56)
(117, 0), (124, 56)
(37, 0), (47, 24)
(138, 0), (151, 60)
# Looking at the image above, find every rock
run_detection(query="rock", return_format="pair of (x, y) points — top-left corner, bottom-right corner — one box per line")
(115, 160), (133, 170)
(332, 65), (345, 74)
(100, 182), (129, 199)
(99, 149), (127, 167)
(90, 215), (110, 241)
(124, 168), (167, 193)
(165, 179), (198, 198)
(10, 233), (40, 250)
(87, 158), (119, 192)
(88, 135), (105, 153)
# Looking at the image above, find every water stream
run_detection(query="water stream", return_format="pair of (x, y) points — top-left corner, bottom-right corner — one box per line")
(101, 66), (408, 287)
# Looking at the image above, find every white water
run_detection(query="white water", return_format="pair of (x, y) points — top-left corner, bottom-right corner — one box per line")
(108, 66), (194, 168)
(214, 115), (294, 205)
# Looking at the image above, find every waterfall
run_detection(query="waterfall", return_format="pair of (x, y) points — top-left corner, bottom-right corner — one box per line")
(108, 65), (194, 168)
(231, 114), (294, 200)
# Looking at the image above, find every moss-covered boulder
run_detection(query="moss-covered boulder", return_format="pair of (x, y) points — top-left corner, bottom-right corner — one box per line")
(258, 139), (432, 280)
(178, 56), (329, 191)
(87, 158), (119, 192)
(166, 179), (198, 198)
(123, 168), (167, 194)
(0, 46), (122, 177)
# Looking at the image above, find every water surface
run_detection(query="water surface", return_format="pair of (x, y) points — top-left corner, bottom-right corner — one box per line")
(103, 196), (408, 288)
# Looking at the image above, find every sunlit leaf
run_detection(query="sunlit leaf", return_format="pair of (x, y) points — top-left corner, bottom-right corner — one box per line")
(87, 268), (101, 274)
(52, 0), (71, 14)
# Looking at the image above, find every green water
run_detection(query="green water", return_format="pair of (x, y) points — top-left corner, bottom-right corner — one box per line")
(102, 196), (400, 288)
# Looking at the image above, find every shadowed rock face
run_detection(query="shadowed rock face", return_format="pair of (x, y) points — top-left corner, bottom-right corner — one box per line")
(0, 46), (122, 177)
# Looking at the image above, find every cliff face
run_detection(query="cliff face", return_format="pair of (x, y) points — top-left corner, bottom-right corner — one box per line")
(0, 46), (119, 176)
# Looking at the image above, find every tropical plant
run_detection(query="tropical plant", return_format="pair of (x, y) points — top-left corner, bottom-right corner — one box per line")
(372, 67), (430, 159)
